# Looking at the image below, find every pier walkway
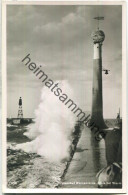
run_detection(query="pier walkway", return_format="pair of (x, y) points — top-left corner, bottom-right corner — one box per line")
(61, 126), (107, 188)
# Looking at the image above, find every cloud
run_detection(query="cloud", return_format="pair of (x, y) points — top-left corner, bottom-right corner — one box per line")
(7, 5), (122, 118)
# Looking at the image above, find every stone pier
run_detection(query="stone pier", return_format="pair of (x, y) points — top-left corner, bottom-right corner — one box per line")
(61, 126), (107, 188)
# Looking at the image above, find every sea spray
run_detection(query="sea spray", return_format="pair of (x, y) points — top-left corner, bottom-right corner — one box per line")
(16, 80), (77, 162)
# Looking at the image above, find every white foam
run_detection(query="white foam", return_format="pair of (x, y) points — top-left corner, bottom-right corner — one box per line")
(16, 80), (77, 162)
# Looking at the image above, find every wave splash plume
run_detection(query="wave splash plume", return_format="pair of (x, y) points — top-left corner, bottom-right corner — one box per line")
(17, 80), (76, 162)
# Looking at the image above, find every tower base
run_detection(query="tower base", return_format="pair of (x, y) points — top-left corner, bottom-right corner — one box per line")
(90, 114), (107, 129)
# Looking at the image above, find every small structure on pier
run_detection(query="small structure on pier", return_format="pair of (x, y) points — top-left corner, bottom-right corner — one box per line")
(116, 108), (121, 124)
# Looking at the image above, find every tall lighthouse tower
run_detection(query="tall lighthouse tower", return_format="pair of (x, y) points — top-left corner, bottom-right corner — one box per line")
(91, 18), (107, 129)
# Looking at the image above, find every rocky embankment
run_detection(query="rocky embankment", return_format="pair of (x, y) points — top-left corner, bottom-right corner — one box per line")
(60, 121), (83, 180)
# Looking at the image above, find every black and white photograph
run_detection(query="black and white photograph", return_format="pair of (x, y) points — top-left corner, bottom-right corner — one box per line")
(2, 1), (126, 193)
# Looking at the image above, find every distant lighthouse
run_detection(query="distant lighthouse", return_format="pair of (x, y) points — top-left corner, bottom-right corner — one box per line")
(91, 20), (107, 129)
(17, 97), (23, 118)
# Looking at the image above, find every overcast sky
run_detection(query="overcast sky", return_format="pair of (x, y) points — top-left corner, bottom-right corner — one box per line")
(7, 4), (122, 118)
